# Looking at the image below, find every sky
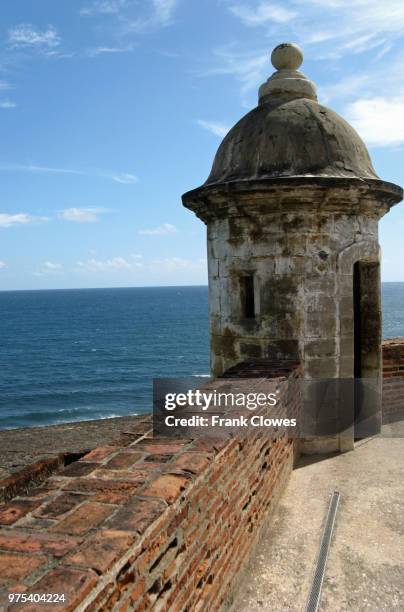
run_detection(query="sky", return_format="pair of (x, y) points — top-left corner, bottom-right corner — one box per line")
(0, 0), (403, 290)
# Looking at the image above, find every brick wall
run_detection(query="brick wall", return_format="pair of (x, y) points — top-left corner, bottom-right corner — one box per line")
(382, 338), (404, 420)
(0, 363), (301, 611)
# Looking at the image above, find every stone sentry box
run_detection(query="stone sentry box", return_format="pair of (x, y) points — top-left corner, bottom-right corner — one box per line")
(183, 43), (403, 452)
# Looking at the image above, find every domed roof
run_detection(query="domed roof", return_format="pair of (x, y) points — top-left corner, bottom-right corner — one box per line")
(202, 42), (378, 187)
(205, 97), (378, 185)
(183, 43), (402, 214)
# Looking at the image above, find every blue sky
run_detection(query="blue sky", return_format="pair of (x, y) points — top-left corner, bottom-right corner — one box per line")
(0, 0), (403, 290)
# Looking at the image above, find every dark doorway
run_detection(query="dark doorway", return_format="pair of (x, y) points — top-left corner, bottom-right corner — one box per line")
(353, 261), (382, 438)
(353, 262), (362, 381)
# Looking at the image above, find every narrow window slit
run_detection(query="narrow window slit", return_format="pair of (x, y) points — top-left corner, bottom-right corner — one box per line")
(242, 275), (255, 319)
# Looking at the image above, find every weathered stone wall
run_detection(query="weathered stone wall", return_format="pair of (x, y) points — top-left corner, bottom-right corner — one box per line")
(0, 364), (301, 611)
(382, 338), (404, 420)
(207, 186), (382, 380)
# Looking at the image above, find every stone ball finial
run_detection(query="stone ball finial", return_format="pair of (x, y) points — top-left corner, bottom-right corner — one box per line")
(271, 43), (303, 71)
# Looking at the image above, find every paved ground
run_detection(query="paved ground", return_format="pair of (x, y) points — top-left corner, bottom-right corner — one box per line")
(232, 423), (403, 612)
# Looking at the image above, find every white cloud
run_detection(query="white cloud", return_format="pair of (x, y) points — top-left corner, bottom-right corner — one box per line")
(187, 0), (404, 150)
(0, 164), (84, 176)
(34, 261), (63, 277)
(80, 0), (179, 33)
(215, 0), (404, 107)
(74, 254), (206, 276)
(8, 24), (61, 48)
(0, 164), (139, 185)
(228, 2), (297, 25)
(345, 94), (404, 147)
(203, 46), (269, 98)
(86, 46), (132, 57)
(319, 46), (404, 107)
(43, 261), (63, 270)
(150, 257), (207, 271)
(80, 0), (129, 15)
(0, 101), (16, 109)
(153, 0), (179, 25)
(77, 256), (143, 271)
(302, 0), (404, 39)
(59, 208), (110, 223)
(227, 0), (404, 47)
(0, 81), (12, 90)
(0, 213), (49, 228)
(122, 0), (179, 34)
(320, 74), (371, 105)
(71, 253), (207, 279)
(0, 261), (7, 269)
(197, 120), (230, 138)
(139, 223), (178, 236)
(112, 172), (138, 184)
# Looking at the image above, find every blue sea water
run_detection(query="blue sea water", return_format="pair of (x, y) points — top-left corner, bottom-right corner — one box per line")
(0, 287), (209, 430)
(0, 284), (403, 430)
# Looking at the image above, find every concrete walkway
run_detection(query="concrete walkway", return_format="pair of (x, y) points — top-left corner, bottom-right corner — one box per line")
(232, 422), (403, 611)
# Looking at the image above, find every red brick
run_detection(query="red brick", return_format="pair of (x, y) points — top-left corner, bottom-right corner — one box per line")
(166, 570), (190, 608)
(135, 442), (187, 455)
(89, 468), (149, 483)
(128, 576), (146, 604)
(133, 592), (152, 611)
(166, 505), (190, 539)
(162, 556), (179, 582)
(0, 458), (62, 503)
(107, 497), (167, 534)
(189, 438), (227, 453)
(136, 533), (167, 574)
(104, 451), (143, 470)
(0, 531), (81, 557)
(0, 499), (41, 526)
(143, 453), (175, 464)
(171, 452), (211, 475)
(13, 568), (97, 612)
(82, 582), (116, 612)
(33, 492), (88, 519)
(141, 475), (188, 504)
(0, 552), (47, 584)
(15, 516), (57, 531)
(21, 485), (58, 501)
(62, 478), (141, 495)
(61, 462), (98, 477)
(51, 502), (113, 535)
(91, 489), (133, 505)
(8, 583), (29, 594)
(79, 446), (117, 462)
(66, 530), (137, 573)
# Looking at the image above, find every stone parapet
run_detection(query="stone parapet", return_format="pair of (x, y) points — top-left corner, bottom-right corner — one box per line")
(0, 364), (301, 611)
(0, 416), (145, 503)
(382, 338), (404, 420)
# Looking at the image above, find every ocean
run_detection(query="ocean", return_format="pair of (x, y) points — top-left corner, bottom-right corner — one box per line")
(0, 284), (403, 430)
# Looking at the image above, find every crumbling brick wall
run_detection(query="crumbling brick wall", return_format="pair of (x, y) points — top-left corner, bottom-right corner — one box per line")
(0, 363), (301, 611)
(382, 338), (404, 420)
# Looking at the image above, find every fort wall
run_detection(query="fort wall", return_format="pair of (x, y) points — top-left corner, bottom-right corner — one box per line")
(0, 341), (403, 610)
(382, 338), (404, 420)
(0, 364), (301, 611)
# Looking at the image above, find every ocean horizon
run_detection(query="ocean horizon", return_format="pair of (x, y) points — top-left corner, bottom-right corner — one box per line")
(1, 283), (403, 430)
